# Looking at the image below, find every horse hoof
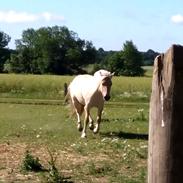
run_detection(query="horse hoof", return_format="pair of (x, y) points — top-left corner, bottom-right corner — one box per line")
(78, 127), (83, 132)
(89, 124), (94, 130)
(81, 133), (86, 138)
(77, 125), (83, 132)
(93, 128), (99, 134)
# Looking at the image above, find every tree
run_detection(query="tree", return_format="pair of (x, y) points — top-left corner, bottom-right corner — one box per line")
(142, 49), (159, 65)
(80, 41), (97, 66)
(0, 31), (11, 48)
(121, 40), (144, 76)
(0, 31), (11, 72)
(102, 52), (124, 75)
(98, 41), (144, 76)
(8, 26), (97, 74)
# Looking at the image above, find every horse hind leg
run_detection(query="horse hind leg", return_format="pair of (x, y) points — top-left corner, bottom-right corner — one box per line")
(76, 112), (83, 132)
(73, 98), (84, 132)
(81, 106), (90, 138)
(77, 105), (84, 132)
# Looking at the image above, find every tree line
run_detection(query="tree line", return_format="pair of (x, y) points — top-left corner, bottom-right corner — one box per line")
(0, 26), (159, 76)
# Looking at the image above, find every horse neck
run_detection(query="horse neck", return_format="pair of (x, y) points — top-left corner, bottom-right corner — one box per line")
(93, 77), (102, 92)
(97, 83), (103, 94)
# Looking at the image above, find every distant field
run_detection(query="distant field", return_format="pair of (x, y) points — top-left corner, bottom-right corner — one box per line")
(0, 73), (152, 182)
(0, 73), (152, 103)
(143, 66), (153, 77)
(0, 74), (73, 100)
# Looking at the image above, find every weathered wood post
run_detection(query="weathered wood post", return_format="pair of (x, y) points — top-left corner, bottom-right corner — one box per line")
(148, 45), (183, 183)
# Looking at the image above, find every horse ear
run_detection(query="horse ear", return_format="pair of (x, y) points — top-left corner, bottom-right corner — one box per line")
(111, 72), (115, 77)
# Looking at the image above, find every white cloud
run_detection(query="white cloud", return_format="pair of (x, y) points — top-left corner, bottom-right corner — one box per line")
(42, 12), (52, 21)
(0, 10), (65, 23)
(41, 12), (64, 22)
(171, 14), (183, 24)
(0, 11), (37, 23)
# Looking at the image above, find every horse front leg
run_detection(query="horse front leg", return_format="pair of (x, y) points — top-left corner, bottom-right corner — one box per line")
(89, 115), (94, 130)
(81, 106), (89, 138)
(93, 109), (102, 134)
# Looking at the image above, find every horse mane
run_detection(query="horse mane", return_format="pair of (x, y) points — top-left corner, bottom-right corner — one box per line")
(94, 69), (114, 79)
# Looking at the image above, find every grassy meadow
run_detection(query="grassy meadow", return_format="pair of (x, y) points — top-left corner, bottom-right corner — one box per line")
(0, 73), (152, 102)
(0, 69), (152, 182)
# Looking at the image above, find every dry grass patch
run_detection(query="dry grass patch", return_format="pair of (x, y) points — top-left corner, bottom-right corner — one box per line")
(0, 142), (113, 182)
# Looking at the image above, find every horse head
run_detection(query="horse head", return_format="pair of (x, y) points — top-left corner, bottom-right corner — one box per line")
(94, 69), (114, 101)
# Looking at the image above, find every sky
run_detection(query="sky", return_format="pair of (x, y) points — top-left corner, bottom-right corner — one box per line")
(1, 0), (183, 53)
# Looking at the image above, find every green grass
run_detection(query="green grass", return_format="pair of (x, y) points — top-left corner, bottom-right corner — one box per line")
(0, 73), (150, 182)
(112, 76), (151, 102)
(0, 73), (152, 102)
(143, 66), (153, 77)
(0, 74), (73, 99)
(0, 102), (148, 182)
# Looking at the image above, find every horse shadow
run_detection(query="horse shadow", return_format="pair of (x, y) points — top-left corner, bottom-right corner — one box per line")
(100, 131), (148, 140)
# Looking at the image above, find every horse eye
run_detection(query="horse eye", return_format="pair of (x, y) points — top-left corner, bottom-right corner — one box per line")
(102, 82), (112, 86)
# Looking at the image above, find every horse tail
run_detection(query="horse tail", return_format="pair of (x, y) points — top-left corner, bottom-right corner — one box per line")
(64, 84), (76, 117)
(64, 83), (70, 104)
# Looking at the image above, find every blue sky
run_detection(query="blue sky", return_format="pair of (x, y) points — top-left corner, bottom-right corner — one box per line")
(1, 0), (183, 52)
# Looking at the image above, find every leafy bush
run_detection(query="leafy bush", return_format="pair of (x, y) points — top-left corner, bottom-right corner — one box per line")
(22, 150), (43, 172)
(47, 150), (64, 183)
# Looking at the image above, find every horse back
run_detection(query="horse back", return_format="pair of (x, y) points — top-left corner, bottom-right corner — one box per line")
(69, 75), (101, 106)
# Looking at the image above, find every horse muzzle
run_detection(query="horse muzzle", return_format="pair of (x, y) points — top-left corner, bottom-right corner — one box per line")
(104, 95), (110, 101)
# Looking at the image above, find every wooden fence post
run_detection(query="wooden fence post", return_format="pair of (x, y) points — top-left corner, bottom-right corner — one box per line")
(148, 45), (183, 183)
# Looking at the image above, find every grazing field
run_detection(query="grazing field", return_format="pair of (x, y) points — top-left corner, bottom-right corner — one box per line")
(0, 73), (152, 102)
(0, 73), (152, 182)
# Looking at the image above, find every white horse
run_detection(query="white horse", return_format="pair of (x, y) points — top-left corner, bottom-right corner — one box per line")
(67, 70), (114, 138)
